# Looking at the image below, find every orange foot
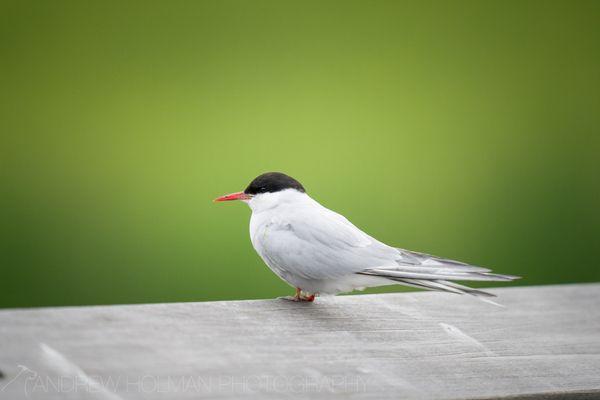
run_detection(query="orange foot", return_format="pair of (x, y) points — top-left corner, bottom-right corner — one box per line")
(279, 288), (317, 302)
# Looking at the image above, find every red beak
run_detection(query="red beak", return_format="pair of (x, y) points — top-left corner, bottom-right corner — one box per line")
(214, 191), (252, 202)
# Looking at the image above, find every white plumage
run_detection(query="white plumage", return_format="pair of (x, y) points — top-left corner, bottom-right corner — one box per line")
(216, 172), (519, 301)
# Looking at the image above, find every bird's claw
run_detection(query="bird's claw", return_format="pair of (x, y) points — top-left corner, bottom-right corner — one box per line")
(278, 288), (316, 302)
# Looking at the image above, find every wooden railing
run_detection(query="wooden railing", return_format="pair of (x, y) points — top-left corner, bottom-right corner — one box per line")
(1, 283), (599, 399)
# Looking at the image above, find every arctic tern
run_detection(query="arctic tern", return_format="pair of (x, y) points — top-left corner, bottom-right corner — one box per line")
(215, 172), (519, 302)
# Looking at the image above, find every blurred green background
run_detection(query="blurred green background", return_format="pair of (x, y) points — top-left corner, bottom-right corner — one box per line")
(1, 0), (599, 308)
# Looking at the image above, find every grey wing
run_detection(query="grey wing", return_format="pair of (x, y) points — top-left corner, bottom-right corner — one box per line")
(259, 206), (401, 280)
(362, 249), (520, 297)
(260, 205), (519, 296)
(367, 248), (518, 281)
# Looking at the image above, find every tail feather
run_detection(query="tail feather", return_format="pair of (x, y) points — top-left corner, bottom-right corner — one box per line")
(357, 264), (520, 298)
(360, 268), (519, 282)
(387, 278), (467, 295)
(381, 277), (497, 297)
(434, 280), (497, 297)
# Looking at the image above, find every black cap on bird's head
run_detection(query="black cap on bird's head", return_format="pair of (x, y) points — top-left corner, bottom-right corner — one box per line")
(214, 172), (305, 202)
(244, 172), (305, 195)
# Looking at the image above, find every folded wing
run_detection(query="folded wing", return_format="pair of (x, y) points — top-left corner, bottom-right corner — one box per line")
(360, 249), (519, 297)
(260, 202), (519, 296)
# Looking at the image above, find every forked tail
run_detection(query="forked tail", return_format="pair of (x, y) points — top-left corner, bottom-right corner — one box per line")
(358, 263), (520, 297)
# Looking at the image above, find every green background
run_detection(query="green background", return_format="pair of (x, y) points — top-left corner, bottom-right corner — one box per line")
(1, 1), (599, 308)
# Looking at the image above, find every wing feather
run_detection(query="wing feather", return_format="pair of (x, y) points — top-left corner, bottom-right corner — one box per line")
(254, 197), (519, 294)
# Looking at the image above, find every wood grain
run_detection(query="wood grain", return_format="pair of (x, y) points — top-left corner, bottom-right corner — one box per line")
(1, 284), (599, 399)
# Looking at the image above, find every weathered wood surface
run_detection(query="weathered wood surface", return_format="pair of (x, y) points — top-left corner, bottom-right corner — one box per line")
(0, 284), (599, 400)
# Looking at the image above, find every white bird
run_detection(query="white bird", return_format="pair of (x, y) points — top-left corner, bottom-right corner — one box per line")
(215, 172), (519, 302)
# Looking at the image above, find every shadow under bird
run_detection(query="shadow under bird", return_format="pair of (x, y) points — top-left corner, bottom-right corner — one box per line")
(215, 172), (519, 302)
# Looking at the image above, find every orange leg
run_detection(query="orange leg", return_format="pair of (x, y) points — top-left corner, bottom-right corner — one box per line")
(303, 293), (316, 302)
(279, 288), (316, 302)
(296, 288), (316, 302)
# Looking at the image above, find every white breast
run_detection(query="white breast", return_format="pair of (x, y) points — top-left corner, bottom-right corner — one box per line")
(248, 194), (295, 284)
(246, 189), (401, 293)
